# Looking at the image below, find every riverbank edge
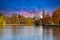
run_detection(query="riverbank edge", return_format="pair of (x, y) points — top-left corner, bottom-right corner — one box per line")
(5, 24), (41, 26)
(5, 24), (59, 26)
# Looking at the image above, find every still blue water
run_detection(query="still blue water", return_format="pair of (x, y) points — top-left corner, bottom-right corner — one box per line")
(1, 26), (59, 40)
(0, 26), (43, 40)
(43, 27), (54, 40)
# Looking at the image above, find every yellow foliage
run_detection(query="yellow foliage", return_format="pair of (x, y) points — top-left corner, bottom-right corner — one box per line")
(26, 18), (34, 25)
(0, 18), (6, 27)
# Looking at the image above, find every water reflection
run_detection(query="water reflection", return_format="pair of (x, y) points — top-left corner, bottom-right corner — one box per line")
(43, 26), (60, 40)
(1, 26), (60, 40)
(16, 26), (43, 40)
(0, 26), (43, 40)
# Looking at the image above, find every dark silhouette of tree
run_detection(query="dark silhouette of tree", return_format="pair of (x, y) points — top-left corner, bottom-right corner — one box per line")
(0, 13), (3, 17)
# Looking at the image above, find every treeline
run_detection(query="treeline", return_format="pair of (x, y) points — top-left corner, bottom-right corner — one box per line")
(0, 13), (42, 25)
(43, 8), (60, 24)
(1, 8), (60, 25)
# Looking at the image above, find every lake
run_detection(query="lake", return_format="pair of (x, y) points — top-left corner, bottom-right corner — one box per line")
(0, 26), (60, 40)
(0, 26), (43, 40)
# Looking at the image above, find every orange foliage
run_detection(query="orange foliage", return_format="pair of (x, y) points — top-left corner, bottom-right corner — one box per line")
(43, 13), (52, 24)
(52, 8), (60, 23)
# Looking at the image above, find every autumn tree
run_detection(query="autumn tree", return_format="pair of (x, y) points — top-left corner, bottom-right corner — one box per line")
(52, 8), (60, 24)
(26, 17), (34, 25)
(18, 15), (26, 24)
(3, 15), (10, 24)
(10, 13), (19, 24)
(43, 13), (52, 24)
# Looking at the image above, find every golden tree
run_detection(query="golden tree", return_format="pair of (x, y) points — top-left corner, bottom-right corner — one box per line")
(3, 15), (10, 24)
(10, 13), (19, 24)
(26, 17), (34, 25)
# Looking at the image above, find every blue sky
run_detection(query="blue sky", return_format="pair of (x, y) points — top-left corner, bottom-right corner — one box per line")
(0, 0), (60, 15)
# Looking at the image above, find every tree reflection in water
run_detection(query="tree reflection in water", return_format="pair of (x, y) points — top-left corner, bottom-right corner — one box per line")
(53, 27), (60, 40)
(43, 26), (60, 40)
(0, 29), (4, 36)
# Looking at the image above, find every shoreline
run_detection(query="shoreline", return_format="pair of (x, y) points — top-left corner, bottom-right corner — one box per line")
(6, 24), (59, 26)
(5, 24), (35, 26)
(5, 24), (42, 26)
